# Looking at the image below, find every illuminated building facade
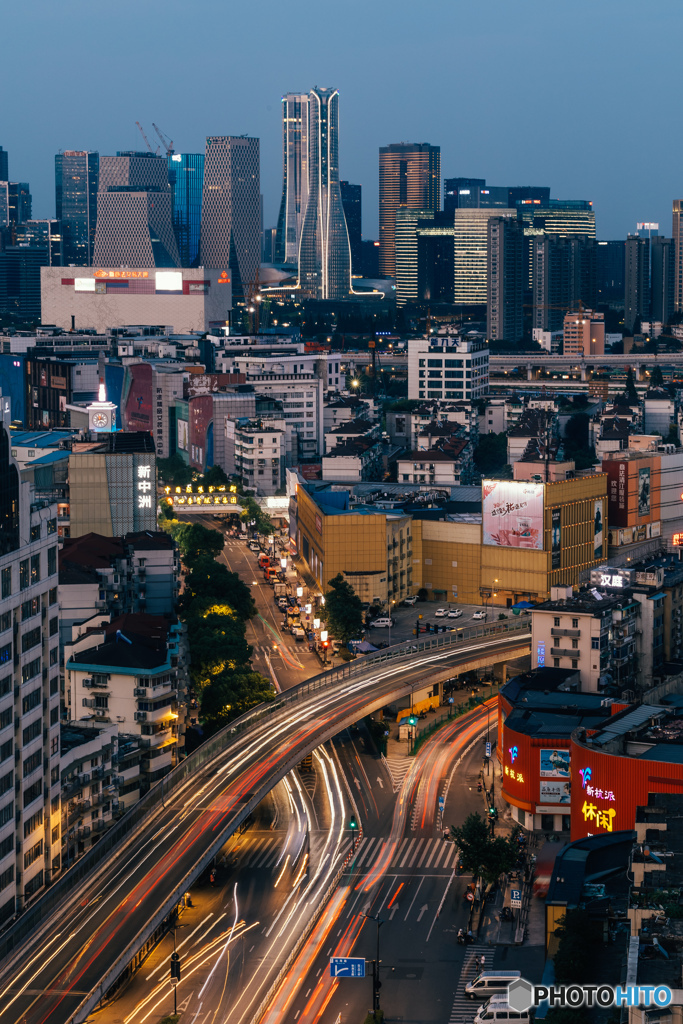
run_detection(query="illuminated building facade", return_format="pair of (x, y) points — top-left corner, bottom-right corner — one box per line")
(275, 94), (309, 266)
(55, 151), (99, 266)
(379, 143), (440, 279)
(167, 153), (204, 268)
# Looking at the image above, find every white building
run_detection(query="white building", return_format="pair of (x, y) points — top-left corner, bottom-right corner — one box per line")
(40, 267), (232, 335)
(228, 418), (287, 496)
(397, 448), (468, 486)
(532, 328), (563, 353)
(642, 388), (675, 437)
(408, 337), (489, 402)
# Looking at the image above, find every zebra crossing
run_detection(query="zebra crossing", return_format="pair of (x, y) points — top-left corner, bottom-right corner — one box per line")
(350, 835), (459, 871)
(448, 945), (495, 1024)
(383, 755), (413, 790)
(223, 833), (287, 870)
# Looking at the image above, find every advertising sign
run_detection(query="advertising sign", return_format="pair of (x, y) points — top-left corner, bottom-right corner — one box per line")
(551, 508), (561, 569)
(594, 499), (604, 558)
(482, 480), (544, 550)
(638, 467), (650, 517)
(539, 748), (571, 778)
(540, 780), (571, 804)
(177, 419), (189, 452)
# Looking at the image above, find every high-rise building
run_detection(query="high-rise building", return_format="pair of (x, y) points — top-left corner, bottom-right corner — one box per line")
(672, 200), (683, 314)
(597, 240), (625, 304)
(563, 310), (605, 356)
(532, 235), (598, 332)
(298, 87), (351, 300)
(379, 143), (440, 279)
(15, 220), (62, 266)
(0, 148), (8, 181)
(55, 151), (99, 266)
(0, 421), (62, 919)
(395, 208), (434, 306)
(624, 234), (650, 332)
(340, 181), (362, 276)
(487, 216), (524, 342)
(167, 153), (204, 268)
(508, 186), (550, 209)
(453, 208), (516, 305)
(0, 247), (48, 320)
(274, 94), (309, 266)
(93, 152), (179, 268)
(201, 136), (260, 297)
(443, 177), (486, 215)
(519, 200), (595, 238)
(0, 183), (32, 228)
(417, 213), (455, 303)
(651, 236), (675, 325)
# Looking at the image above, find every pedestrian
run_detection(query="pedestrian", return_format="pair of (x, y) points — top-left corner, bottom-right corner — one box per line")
(209, 870), (215, 886)
(480, 955), (486, 970)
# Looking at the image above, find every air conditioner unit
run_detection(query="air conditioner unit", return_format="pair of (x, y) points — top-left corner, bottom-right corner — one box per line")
(134, 712), (147, 722)
(79, 773), (90, 784)
(133, 688), (147, 697)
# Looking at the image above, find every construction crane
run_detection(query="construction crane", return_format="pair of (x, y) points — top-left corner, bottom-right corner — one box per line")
(152, 123), (174, 156)
(135, 122), (159, 154)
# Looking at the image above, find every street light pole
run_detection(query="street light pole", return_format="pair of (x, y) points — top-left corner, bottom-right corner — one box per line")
(364, 912), (384, 1020)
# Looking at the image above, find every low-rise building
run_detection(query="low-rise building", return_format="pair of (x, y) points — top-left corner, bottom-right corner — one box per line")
(408, 336), (489, 402)
(397, 444), (470, 486)
(321, 438), (384, 483)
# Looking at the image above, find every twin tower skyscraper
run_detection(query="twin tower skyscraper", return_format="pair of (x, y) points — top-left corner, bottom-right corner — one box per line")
(275, 88), (352, 300)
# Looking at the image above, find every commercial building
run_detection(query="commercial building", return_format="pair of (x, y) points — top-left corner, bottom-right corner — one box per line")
(0, 421), (61, 920)
(596, 240), (625, 304)
(416, 214), (455, 303)
(379, 143), (440, 279)
(519, 199), (596, 239)
(340, 181), (362, 276)
(0, 148), (7, 181)
(0, 182), (31, 227)
(395, 208), (434, 306)
(55, 151), (99, 266)
(201, 135), (260, 296)
(532, 235), (598, 333)
(487, 216), (524, 342)
(453, 208), (516, 305)
(275, 94), (309, 266)
(650, 236), (675, 325)
(0, 247), (48, 320)
(40, 266), (232, 334)
(443, 177), (486, 215)
(67, 432), (157, 539)
(624, 234), (650, 332)
(563, 309), (605, 357)
(168, 153), (204, 268)
(602, 449), (661, 551)
(298, 88), (351, 300)
(15, 220), (62, 267)
(408, 336), (489, 401)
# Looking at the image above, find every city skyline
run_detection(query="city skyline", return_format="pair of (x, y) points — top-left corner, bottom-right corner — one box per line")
(3, 0), (681, 243)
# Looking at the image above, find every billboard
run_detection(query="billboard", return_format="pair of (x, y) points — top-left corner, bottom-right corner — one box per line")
(551, 508), (561, 569)
(540, 780), (571, 804)
(540, 748), (571, 778)
(594, 499), (604, 558)
(482, 480), (544, 550)
(638, 467), (650, 517)
(177, 418), (189, 451)
(121, 363), (153, 433)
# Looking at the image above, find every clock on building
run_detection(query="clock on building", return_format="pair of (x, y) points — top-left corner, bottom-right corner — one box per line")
(92, 412), (109, 428)
(87, 378), (117, 433)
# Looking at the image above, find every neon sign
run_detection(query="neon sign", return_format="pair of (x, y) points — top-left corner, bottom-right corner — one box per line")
(582, 802), (617, 832)
(137, 464), (152, 509)
(509, 745), (518, 763)
(579, 767), (592, 788)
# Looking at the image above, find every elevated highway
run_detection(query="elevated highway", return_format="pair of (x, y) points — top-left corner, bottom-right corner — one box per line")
(0, 618), (530, 1024)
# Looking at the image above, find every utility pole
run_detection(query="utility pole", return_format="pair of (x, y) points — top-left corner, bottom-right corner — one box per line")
(364, 912), (384, 1020)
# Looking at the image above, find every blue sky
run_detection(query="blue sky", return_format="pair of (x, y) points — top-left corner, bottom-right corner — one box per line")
(4, 0), (679, 240)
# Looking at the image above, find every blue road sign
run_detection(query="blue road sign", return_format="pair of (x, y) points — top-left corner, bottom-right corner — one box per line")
(438, 796), (445, 810)
(485, 741), (492, 758)
(330, 957), (366, 977)
(510, 889), (522, 909)
(448, 697), (454, 704)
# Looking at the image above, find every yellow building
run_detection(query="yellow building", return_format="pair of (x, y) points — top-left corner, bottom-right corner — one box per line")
(411, 517), (482, 605)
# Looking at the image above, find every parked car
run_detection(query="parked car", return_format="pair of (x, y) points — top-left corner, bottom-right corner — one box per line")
(291, 626), (306, 640)
(448, 608), (463, 619)
(403, 595), (418, 607)
(369, 617), (395, 628)
(277, 597), (288, 610)
(434, 608), (448, 618)
(248, 541), (260, 552)
(472, 610), (486, 620)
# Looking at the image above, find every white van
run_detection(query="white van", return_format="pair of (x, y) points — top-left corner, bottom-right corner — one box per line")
(474, 995), (532, 1024)
(466, 971), (521, 999)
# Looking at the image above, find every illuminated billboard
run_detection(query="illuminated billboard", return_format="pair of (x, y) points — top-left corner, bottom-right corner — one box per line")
(155, 271), (183, 292)
(482, 480), (544, 550)
(74, 278), (96, 291)
(540, 748), (571, 778)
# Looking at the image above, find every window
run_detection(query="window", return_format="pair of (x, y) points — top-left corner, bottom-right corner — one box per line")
(1, 569), (10, 599)
(49, 617), (58, 637)
(572, 659), (578, 669)
(0, 865), (14, 891)
(49, 677), (58, 696)
(553, 657), (560, 667)
(24, 840), (43, 868)
(25, 870), (44, 895)
(571, 639), (578, 649)
(47, 518), (57, 536)
(591, 637), (600, 650)
(0, 741), (12, 764)
(30, 555), (40, 584)
(49, 648), (58, 667)
(21, 599), (39, 621)
(49, 587), (57, 606)
(50, 736), (59, 757)
(22, 628), (42, 654)
(22, 658), (41, 683)
(572, 618), (578, 628)
(0, 771), (12, 796)
(49, 707), (58, 725)
(0, 709), (10, 730)
(19, 560), (29, 590)
(47, 547), (57, 577)
(24, 780), (42, 807)
(0, 835), (12, 860)
(22, 721), (41, 745)
(0, 644), (10, 665)
(30, 525), (41, 542)
(23, 751), (41, 778)
(0, 612), (10, 633)
(553, 617), (560, 627)
(24, 809), (42, 837)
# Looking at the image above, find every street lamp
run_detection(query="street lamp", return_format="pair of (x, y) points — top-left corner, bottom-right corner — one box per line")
(363, 912), (384, 1020)
(320, 629), (328, 664)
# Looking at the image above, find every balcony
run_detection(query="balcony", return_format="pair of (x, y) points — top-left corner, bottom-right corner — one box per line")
(550, 647), (580, 658)
(550, 628), (581, 638)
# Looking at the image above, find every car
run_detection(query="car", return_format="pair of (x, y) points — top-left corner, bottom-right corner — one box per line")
(291, 626), (306, 640)
(277, 597), (288, 610)
(472, 610), (486, 620)
(369, 617), (394, 628)
(403, 595), (418, 607)
(448, 608), (463, 618)
(434, 608), (448, 618)
(248, 541), (260, 552)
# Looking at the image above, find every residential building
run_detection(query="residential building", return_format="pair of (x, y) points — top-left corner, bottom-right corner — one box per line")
(397, 442), (470, 486)
(340, 181), (362, 276)
(298, 88), (351, 300)
(672, 199), (683, 313)
(60, 721), (123, 867)
(453, 208), (516, 305)
(532, 235), (598, 333)
(321, 438), (384, 483)
(487, 216), (524, 342)
(379, 143), (440, 279)
(650, 236), (675, 325)
(597, 240), (626, 304)
(55, 151), (99, 266)
(324, 420), (380, 453)
(200, 135), (261, 296)
(167, 153), (204, 268)
(624, 234), (650, 332)
(408, 336), (489, 402)
(563, 309), (605, 357)
(0, 421), (61, 920)
(274, 94), (309, 266)
(229, 418), (286, 495)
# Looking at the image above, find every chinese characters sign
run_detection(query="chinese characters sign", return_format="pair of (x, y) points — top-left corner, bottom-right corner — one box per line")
(482, 480), (544, 550)
(137, 463), (152, 509)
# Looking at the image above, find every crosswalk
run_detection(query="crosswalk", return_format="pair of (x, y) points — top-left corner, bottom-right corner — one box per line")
(350, 835), (459, 871)
(448, 945), (495, 1023)
(383, 755), (413, 790)
(224, 834), (287, 870)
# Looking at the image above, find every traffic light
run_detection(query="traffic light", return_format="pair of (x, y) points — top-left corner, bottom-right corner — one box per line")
(349, 814), (358, 831)
(408, 715), (418, 726)
(170, 952), (181, 981)
(489, 806), (496, 818)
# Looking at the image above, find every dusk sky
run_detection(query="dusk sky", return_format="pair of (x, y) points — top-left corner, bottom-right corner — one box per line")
(4, 0), (679, 241)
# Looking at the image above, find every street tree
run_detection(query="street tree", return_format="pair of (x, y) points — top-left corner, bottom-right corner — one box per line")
(241, 496), (274, 536)
(201, 669), (274, 725)
(325, 573), (364, 643)
(448, 812), (519, 885)
(650, 364), (664, 388)
(177, 522), (224, 565)
(180, 557), (256, 619)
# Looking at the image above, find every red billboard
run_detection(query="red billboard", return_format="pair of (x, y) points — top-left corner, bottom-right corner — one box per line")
(121, 363), (153, 433)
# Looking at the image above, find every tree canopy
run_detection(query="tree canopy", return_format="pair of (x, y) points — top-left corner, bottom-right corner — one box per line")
(325, 573), (364, 643)
(241, 496), (274, 535)
(473, 432), (509, 476)
(157, 453), (193, 487)
(448, 812), (519, 885)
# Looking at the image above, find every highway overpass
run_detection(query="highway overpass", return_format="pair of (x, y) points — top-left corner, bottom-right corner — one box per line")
(490, 351), (679, 380)
(0, 619), (530, 1024)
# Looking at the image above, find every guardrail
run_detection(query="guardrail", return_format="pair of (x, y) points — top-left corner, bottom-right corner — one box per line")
(0, 615), (530, 964)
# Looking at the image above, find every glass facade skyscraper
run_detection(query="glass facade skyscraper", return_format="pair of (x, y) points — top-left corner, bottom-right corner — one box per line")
(201, 136), (260, 297)
(379, 143), (440, 279)
(275, 94), (309, 266)
(298, 87), (351, 300)
(168, 153), (204, 267)
(340, 181), (362, 276)
(55, 151), (99, 266)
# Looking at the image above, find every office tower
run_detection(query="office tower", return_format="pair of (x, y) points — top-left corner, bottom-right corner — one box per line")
(0, 183), (32, 228)
(532, 235), (598, 332)
(563, 310), (605, 356)
(93, 152), (179, 268)
(0, 247), (48, 320)
(340, 181), (362, 275)
(453, 208), (516, 305)
(379, 143), (440, 278)
(395, 208), (434, 306)
(360, 239), (380, 278)
(450, 185), (508, 210)
(597, 240), (625, 303)
(15, 220), (62, 266)
(487, 216), (524, 342)
(167, 153), (204, 267)
(0, 421), (62, 918)
(262, 227), (277, 263)
(55, 151), (99, 266)
(508, 186), (550, 209)
(274, 94), (309, 265)
(443, 177), (486, 215)
(298, 87), (351, 300)
(519, 199), (596, 238)
(651, 236), (675, 325)
(201, 136), (260, 297)
(0, 148), (7, 181)
(417, 212), (455, 303)
(624, 234), (650, 332)
(673, 201), (683, 313)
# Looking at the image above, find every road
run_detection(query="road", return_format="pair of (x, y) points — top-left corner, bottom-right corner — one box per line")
(0, 625), (530, 1024)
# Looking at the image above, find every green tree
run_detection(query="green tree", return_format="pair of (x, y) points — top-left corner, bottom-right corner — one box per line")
(650, 364), (664, 388)
(177, 522), (224, 565)
(180, 557), (256, 619)
(552, 909), (602, 984)
(186, 614), (252, 687)
(241, 496), (274, 535)
(199, 465), (230, 488)
(448, 812), (519, 885)
(325, 573), (364, 643)
(157, 454), (193, 487)
(473, 432), (508, 476)
(625, 367), (639, 402)
(201, 669), (274, 725)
